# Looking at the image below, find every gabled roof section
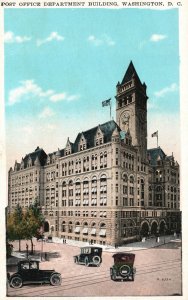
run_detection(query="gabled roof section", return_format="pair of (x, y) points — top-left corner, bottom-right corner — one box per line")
(73, 120), (120, 152)
(121, 61), (142, 85)
(66, 137), (73, 149)
(147, 147), (166, 166)
(23, 147), (47, 167)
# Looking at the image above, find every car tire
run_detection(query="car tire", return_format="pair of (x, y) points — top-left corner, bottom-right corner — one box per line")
(119, 265), (131, 278)
(10, 276), (23, 289)
(84, 257), (89, 267)
(92, 255), (101, 266)
(50, 273), (62, 286)
(111, 271), (116, 281)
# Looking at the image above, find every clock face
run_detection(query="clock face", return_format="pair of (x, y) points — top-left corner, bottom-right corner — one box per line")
(123, 112), (130, 123)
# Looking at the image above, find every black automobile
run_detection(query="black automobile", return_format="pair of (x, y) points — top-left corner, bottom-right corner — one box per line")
(7, 260), (62, 288)
(74, 246), (102, 267)
(110, 252), (136, 281)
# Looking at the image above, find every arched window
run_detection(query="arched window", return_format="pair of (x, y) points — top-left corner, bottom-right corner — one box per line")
(99, 223), (106, 237)
(122, 173), (128, 182)
(68, 221), (73, 233)
(61, 221), (66, 232)
(129, 175), (134, 184)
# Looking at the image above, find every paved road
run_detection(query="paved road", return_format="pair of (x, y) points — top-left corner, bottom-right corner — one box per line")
(7, 239), (182, 297)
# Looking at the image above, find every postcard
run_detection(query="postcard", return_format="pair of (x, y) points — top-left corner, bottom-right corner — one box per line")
(0, 1), (188, 299)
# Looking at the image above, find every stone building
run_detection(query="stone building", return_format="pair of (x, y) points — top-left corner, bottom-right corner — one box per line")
(8, 61), (181, 246)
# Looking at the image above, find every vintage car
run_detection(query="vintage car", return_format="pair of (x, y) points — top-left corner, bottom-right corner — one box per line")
(110, 252), (136, 281)
(7, 260), (62, 288)
(74, 246), (102, 267)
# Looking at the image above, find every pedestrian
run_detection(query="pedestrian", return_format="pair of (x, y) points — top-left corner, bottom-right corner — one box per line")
(45, 252), (48, 261)
(174, 231), (177, 238)
(157, 236), (160, 243)
(26, 243), (29, 259)
(65, 239), (66, 244)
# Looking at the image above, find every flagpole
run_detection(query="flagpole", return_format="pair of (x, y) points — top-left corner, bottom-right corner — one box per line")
(110, 101), (112, 120)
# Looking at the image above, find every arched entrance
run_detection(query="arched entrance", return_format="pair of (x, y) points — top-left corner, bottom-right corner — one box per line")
(44, 221), (49, 232)
(140, 222), (149, 237)
(159, 220), (166, 234)
(151, 222), (158, 235)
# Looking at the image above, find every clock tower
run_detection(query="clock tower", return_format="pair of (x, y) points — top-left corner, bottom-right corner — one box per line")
(116, 61), (148, 161)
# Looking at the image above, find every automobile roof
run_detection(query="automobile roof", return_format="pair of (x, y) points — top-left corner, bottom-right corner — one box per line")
(112, 252), (135, 258)
(18, 260), (40, 263)
(81, 246), (102, 249)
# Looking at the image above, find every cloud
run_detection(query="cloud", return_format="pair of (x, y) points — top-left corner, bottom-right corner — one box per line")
(88, 34), (115, 47)
(4, 31), (31, 44)
(46, 124), (57, 131)
(50, 92), (80, 102)
(39, 107), (55, 119)
(150, 34), (167, 42)
(22, 125), (33, 135)
(154, 83), (178, 98)
(8, 80), (54, 105)
(8, 79), (80, 105)
(37, 32), (64, 47)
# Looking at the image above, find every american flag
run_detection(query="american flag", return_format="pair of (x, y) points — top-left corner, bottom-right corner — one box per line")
(102, 98), (111, 107)
(151, 131), (158, 138)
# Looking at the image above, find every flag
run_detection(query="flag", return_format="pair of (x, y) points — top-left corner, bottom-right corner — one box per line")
(102, 98), (111, 107)
(151, 131), (158, 138)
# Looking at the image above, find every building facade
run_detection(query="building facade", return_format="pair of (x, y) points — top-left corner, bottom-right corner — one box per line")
(8, 62), (181, 246)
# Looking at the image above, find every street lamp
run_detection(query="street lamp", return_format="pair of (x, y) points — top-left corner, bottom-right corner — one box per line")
(163, 224), (167, 244)
(39, 225), (44, 261)
(41, 239), (43, 261)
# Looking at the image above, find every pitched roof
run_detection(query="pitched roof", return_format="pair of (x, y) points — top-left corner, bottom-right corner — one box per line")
(121, 61), (142, 85)
(23, 147), (47, 167)
(147, 147), (166, 166)
(73, 120), (120, 152)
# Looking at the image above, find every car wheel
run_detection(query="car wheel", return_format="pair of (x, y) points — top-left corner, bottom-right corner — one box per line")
(50, 273), (62, 286)
(119, 265), (131, 278)
(10, 276), (23, 289)
(111, 271), (116, 281)
(84, 257), (89, 267)
(92, 255), (101, 266)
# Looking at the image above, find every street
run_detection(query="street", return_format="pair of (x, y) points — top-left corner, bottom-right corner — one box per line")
(7, 238), (182, 297)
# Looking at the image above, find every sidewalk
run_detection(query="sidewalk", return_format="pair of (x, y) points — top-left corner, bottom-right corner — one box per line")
(7, 235), (181, 265)
(51, 234), (181, 252)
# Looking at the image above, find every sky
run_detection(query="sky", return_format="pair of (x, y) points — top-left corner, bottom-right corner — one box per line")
(4, 8), (180, 169)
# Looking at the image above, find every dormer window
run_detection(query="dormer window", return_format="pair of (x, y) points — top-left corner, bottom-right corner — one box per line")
(20, 160), (24, 170)
(79, 134), (87, 151)
(27, 157), (32, 168)
(95, 126), (104, 146)
(65, 137), (72, 155)
(46, 156), (51, 165)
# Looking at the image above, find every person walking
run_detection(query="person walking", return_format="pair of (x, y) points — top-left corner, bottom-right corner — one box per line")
(26, 243), (29, 259)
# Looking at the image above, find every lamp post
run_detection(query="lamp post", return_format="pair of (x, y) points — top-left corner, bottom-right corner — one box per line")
(40, 226), (44, 261)
(163, 224), (167, 244)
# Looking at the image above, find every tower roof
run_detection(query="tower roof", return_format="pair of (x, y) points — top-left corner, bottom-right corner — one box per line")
(121, 61), (142, 85)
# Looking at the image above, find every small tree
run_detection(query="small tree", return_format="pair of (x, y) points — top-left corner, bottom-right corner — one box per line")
(6, 204), (25, 251)
(24, 200), (45, 254)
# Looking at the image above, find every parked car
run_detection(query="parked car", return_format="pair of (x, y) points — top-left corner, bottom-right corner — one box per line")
(7, 260), (62, 288)
(74, 246), (102, 267)
(110, 252), (136, 281)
